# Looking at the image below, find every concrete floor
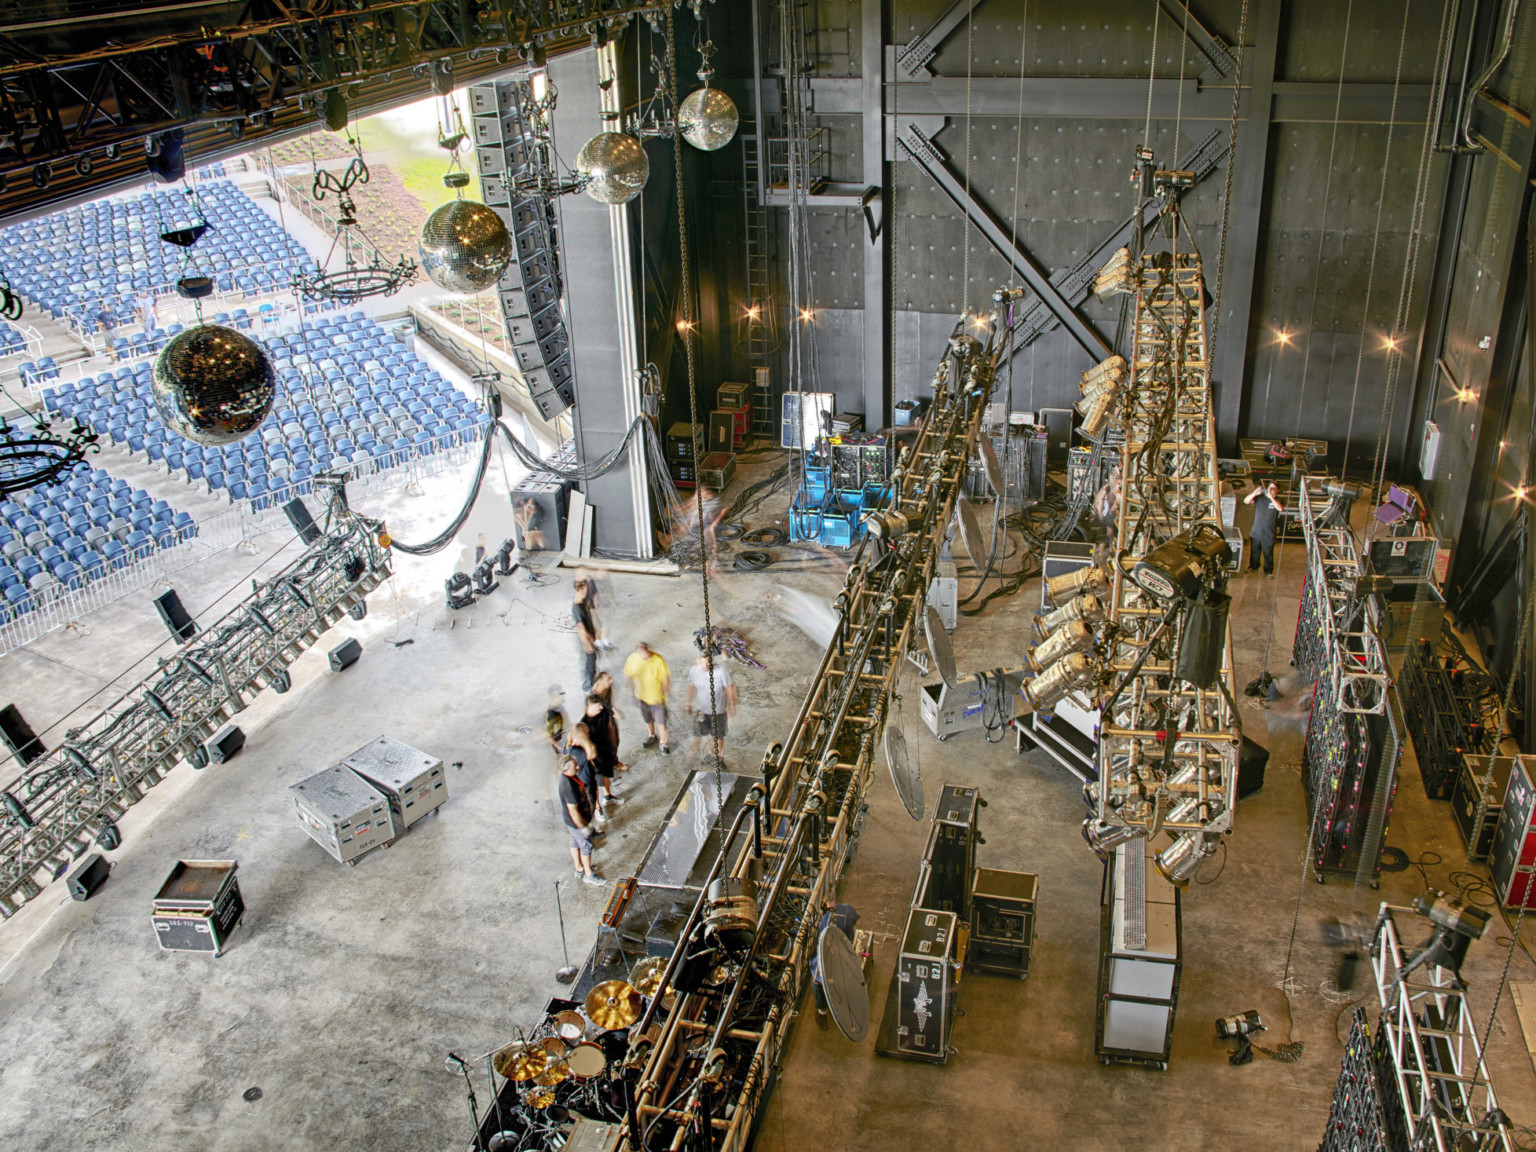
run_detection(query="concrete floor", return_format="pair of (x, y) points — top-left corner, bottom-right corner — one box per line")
(0, 460), (1533, 1152)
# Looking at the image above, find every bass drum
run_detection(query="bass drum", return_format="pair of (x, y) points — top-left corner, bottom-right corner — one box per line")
(597, 1028), (632, 1066)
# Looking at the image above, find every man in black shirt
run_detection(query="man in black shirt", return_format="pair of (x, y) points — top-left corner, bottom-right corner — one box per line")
(573, 579), (598, 692)
(1244, 481), (1285, 578)
(559, 756), (605, 886)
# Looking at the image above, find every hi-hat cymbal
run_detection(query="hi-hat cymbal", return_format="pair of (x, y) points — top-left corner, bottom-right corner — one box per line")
(492, 1043), (546, 1081)
(533, 1058), (569, 1086)
(526, 1085), (557, 1109)
(585, 979), (643, 1029)
(629, 957), (670, 998)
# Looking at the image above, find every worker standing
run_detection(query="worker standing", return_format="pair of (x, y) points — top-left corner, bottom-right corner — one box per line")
(1244, 481), (1285, 579)
(623, 641), (672, 755)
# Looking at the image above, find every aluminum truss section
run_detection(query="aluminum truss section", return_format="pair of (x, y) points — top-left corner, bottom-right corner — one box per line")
(0, 2), (674, 221)
(1371, 906), (1515, 1152)
(472, 80), (577, 420)
(1297, 479), (1391, 714)
(620, 313), (1000, 1152)
(0, 498), (389, 917)
(1094, 253), (1239, 848)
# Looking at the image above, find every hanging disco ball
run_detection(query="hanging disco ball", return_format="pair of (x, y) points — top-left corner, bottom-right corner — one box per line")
(151, 324), (275, 446)
(418, 200), (513, 294)
(576, 132), (650, 205)
(679, 87), (739, 152)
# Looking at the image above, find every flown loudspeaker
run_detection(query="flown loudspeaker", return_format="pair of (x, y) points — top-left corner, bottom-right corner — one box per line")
(67, 853), (110, 901)
(154, 589), (197, 643)
(206, 725), (245, 764)
(283, 497), (322, 545)
(817, 921), (870, 1042)
(884, 724), (924, 821)
(0, 704), (45, 766)
(328, 638), (362, 671)
(924, 606), (956, 688)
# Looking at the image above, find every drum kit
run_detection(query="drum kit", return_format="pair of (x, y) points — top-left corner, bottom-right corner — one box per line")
(479, 958), (675, 1148)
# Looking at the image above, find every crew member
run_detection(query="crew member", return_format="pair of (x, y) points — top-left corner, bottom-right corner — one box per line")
(624, 641), (672, 755)
(685, 646), (738, 763)
(558, 756), (605, 886)
(573, 579), (598, 692)
(1244, 481), (1285, 578)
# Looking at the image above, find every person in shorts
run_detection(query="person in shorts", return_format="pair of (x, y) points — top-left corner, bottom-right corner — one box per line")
(558, 756), (604, 886)
(623, 641), (672, 754)
(685, 647), (738, 763)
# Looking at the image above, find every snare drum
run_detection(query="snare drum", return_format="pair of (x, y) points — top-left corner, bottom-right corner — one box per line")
(552, 1010), (586, 1043)
(536, 1036), (567, 1061)
(566, 1041), (607, 1081)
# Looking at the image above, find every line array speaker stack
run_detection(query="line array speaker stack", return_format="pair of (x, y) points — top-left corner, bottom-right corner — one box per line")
(471, 81), (576, 420)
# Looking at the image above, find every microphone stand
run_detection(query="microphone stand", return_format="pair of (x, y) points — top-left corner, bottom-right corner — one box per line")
(447, 1053), (484, 1150)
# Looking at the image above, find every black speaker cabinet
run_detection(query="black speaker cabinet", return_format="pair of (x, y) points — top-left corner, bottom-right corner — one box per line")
(154, 589), (197, 644)
(283, 497), (323, 545)
(1239, 736), (1269, 799)
(206, 725), (246, 764)
(510, 474), (571, 552)
(328, 638), (362, 672)
(1040, 407), (1073, 472)
(0, 703), (44, 766)
(67, 853), (110, 901)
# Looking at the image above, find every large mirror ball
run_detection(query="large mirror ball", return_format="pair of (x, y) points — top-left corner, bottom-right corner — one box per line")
(419, 200), (514, 294)
(151, 324), (276, 446)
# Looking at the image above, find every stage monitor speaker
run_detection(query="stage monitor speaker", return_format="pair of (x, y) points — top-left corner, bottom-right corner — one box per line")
(154, 589), (197, 644)
(1239, 736), (1269, 799)
(328, 638), (362, 672)
(206, 725), (246, 764)
(0, 703), (44, 766)
(283, 498), (322, 545)
(1040, 407), (1073, 472)
(67, 853), (110, 901)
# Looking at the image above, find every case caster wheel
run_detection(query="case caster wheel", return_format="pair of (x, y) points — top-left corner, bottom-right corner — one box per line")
(1157, 1062), (1168, 1072)
(346, 859), (356, 867)
(1370, 879), (1380, 891)
(1099, 1057), (1110, 1066)
(1314, 872), (1325, 885)
(190, 746), (209, 770)
(270, 670), (291, 694)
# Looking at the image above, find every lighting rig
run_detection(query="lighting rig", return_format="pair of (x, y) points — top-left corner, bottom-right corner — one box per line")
(0, 477), (389, 917)
(609, 312), (1000, 1151)
(1032, 250), (1240, 886)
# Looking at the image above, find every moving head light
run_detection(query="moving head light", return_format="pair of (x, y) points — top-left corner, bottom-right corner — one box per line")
(1130, 524), (1230, 601)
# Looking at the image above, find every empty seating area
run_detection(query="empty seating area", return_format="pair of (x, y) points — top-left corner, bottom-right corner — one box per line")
(0, 180), (311, 335)
(0, 321), (27, 358)
(0, 463), (194, 619)
(42, 313), (489, 512)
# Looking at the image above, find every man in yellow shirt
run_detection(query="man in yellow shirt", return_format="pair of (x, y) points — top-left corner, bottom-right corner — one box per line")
(623, 641), (672, 755)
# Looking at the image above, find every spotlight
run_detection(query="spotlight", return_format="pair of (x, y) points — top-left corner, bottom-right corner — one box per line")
(1044, 564), (1110, 606)
(1081, 817), (1143, 858)
(1033, 591), (1105, 639)
(472, 559), (500, 596)
(2, 790), (34, 828)
(493, 538), (518, 577)
(1215, 1010), (1266, 1065)
(445, 572), (475, 609)
(1154, 831), (1217, 887)
(799, 308), (814, 323)
(1382, 336), (1399, 351)
(1018, 652), (1098, 716)
(1027, 618), (1095, 674)
(1401, 891), (1489, 981)
(322, 89), (349, 132)
(1276, 329), (1292, 345)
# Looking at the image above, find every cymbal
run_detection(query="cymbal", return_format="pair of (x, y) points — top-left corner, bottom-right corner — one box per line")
(492, 1043), (545, 1081)
(629, 957), (670, 998)
(526, 1085), (556, 1109)
(585, 979), (643, 1029)
(533, 1058), (569, 1086)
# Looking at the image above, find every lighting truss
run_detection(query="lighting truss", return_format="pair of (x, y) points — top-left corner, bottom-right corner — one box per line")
(0, 487), (389, 917)
(1371, 906), (1515, 1152)
(619, 314), (1000, 1151)
(0, 1), (688, 218)
(1298, 479), (1391, 715)
(1092, 252), (1239, 844)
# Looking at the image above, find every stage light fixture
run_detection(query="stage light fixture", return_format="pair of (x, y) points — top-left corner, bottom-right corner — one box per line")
(1034, 591), (1105, 639)
(1130, 525), (1230, 602)
(1155, 831), (1217, 887)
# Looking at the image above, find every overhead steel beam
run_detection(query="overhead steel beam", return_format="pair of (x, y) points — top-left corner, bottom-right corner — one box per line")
(1215, 0), (1282, 451)
(896, 117), (1111, 360)
(1004, 129), (1229, 354)
(811, 76), (1433, 125)
(894, 0), (986, 79)
(1155, 0), (1237, 79)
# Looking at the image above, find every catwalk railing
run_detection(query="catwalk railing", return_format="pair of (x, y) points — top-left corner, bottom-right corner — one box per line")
(1369, 906), (1514, 1152)
(1094, 253), (1240, 851)
(0, 497), (390, 916)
